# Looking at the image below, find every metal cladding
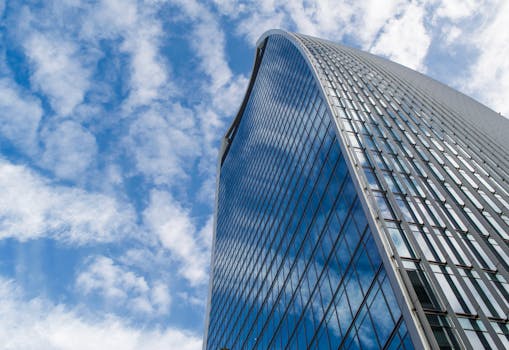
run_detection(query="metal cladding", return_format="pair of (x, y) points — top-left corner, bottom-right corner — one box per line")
(204, 30), (509, 350)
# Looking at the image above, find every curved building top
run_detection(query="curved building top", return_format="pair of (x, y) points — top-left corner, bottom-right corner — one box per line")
(209, 30), (509, 350)
(256, 30), (509, 154)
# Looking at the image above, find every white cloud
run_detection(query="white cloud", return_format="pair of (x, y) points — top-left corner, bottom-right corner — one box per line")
(117, 248), (163, 270)
(461, 1), (509, 116)
(212, 0), (247, 17)
(174, 0), (249, 115)
(441, 24), (462, 45)
(177, 291), (207, 308)
(210, 0), (437, 78)
(114, 247), (208, 310)
(81, 0), (172, 109)
(22, 32), (92, 116)
(350, 0), (406, 48)
(0, 78), (43, 154)
(0, 159), (135, 244)
(84, 0), (139, 35)
(151, 281), (172, 313)
(212, 74), (249, 116)
(430, 0), (488, 48)
(198, 215), (214, 253)
(17, 0), (172, 115)
(283, 0), (352, 39)
(172, 0), (249, 198)
(370, 2), (431, 71)
(40, 121), (98, 180)
(212, 0), (286, 45)
(196, 173), (217, 206)
(214, 0), (407, 50)
(0, 277), (202, 350)
(196, 108), (224, 156)
(143, 190), (209, 285)
(77, 1), (193, 184)
(186, 14), (232, 92)
(121, 20), (171, 109)
(434, 0), (480, 22)
(235, 8), (286, 45)
(76, 256), (171, 315)
(127, 105), (199, 185)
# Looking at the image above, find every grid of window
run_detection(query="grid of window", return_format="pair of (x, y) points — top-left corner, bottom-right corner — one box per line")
(296, 34), (509, 349)
(205, 35), (412, 350)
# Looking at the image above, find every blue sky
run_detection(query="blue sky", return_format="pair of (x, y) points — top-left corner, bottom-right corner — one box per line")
(0, 0), (507, 348)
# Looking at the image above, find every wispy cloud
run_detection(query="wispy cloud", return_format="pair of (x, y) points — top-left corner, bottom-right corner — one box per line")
(0, 277), (201, 350)
(22, 31), (93, 117)
(434, 0), (480, 21)
(370, 2), (431, 71)
(174, 0), (249, 115)
(461, 1), (509, 116)
(40, 120), (98, 180)
(423, 0), (509, 117)
(77, 255), (171, 315)
(0, 159), (135, 244)
(213, 0), (410, 52)
(126, 104), (199, 186)
(143, 189), (210, 286)
(0, 78), (43, 154)
(74, 0), (174, 112)
(172, 0), (249, 204)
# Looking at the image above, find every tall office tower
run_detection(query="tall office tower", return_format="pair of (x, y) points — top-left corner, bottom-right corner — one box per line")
(204, 30), (509, 349)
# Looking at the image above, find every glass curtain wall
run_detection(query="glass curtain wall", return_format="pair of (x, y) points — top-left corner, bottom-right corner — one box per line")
(206, 35), (412, 350)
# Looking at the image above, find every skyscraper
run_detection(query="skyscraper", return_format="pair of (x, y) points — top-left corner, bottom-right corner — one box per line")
(204, 30), (509, 349)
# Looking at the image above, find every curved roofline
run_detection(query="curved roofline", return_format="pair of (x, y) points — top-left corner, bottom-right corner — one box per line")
(255, 29), (298, 47)
(219, 29), (321, 166)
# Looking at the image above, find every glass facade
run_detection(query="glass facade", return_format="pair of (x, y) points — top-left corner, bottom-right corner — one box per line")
(205, 30), (509, 349)
(298, 35), (509, 349)
(205, 35), (411, 350)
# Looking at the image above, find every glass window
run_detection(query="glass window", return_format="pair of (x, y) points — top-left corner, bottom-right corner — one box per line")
(404, 261), (440, 310)
(426, 314), (461, 349)
(458, 317), (498, 349)
(385, 221), (413, 258)
(430, 264), (475, 315)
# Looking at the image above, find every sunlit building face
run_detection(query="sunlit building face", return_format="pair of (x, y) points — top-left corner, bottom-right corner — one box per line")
(204, 30), (509, 350)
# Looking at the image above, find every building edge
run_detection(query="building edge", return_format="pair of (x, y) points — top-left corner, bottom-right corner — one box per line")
(202, 36), (268, 350)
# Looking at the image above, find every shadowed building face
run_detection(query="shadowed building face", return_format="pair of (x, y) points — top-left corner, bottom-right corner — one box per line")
(204, 30), (509, 350)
